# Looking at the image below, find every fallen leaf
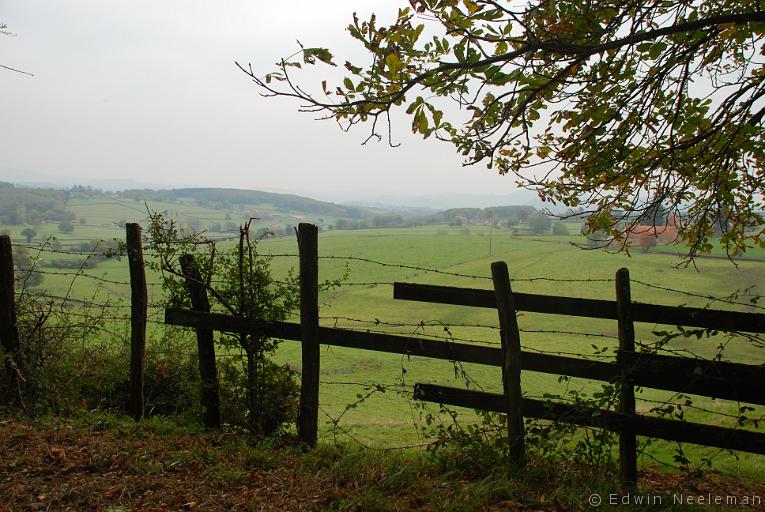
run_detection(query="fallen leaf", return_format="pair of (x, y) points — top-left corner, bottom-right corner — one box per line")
(103, 487), (121, 499)
(49, 447), (65, 460)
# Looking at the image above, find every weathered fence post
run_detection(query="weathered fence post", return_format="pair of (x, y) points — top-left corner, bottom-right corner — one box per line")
(126, 223), (147, 421)
(616, 267), (638, 487)
(297, 223), (319, 447)
(0, 236), (21, 403)
(491, 261), (526, 469)
(179, 254), (221, 428)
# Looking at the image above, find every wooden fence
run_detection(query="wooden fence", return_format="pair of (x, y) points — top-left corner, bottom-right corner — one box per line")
(2, 224), (765, 489)
(395, 267), (765, 487)
(163, 223), (765, 487)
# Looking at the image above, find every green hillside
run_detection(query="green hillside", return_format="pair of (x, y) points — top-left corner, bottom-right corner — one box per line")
(3, 188), (764, 479)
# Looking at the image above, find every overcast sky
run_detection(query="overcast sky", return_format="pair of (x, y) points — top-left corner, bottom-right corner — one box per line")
(0, 0), (523, 203)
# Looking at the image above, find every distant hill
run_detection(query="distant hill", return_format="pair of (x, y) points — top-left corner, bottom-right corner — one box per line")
(118, 187), (373, 219)
(0, 182), (554, 236)
(334, 189), (549, 210)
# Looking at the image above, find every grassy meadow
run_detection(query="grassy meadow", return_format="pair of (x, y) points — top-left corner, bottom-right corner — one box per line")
(5, 197), (765, 479)
(257, 225), (765, 476)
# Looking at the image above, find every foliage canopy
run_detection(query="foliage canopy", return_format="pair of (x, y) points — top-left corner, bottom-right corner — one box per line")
(240, 0), (765, 258)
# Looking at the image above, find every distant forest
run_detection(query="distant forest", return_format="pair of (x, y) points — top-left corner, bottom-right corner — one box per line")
(119, 188), (368, 219)
(0, 182), (75, 225)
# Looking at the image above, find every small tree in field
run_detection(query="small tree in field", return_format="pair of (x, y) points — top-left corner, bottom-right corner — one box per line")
(527, 212), (552, 234)
(21, 228), (36, 243)
(57, 220), (74, 233)
(551, 222), (569, 236)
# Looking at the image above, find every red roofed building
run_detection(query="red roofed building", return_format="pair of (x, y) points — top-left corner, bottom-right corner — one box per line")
(628, 214), (683, 246)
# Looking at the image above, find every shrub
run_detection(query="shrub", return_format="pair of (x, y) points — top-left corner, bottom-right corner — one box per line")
(527, 212), (552, 234)
(218, 358), (299, 435)
(551, 222), (569, 235)
(57, 220), (74, 233)
(146, 212), (307, 435)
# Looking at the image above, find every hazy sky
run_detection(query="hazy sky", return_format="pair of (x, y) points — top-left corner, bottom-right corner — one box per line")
(0, 0), (520, 202)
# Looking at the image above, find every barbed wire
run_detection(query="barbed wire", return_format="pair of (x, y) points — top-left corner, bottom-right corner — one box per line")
(336, 281), (396, 287)
(13, 243), (120, 257)
(55, 309), (167, 326)
(520, 345), (615, 360)
(521, 328), (618, 340)
(516, 276), (615, 283)
(263, 253), (494, 280)
(320, 316), (620, 343)
(143, 236), (240, 245)
(16, 267), (163, 287)
(323, 325), (501, 347)
(635, 396), (765, 422)
(325, 324), (618, 358)
(635, 340), (717, 361)
(21, 294), (166, 310)
(632, 279), (765, 311)
(319, 380), (412, 391)
(321, 316), (500, 330)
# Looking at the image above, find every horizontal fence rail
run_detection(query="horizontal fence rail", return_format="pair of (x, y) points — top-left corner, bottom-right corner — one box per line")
(164, 308), (765, 406)
(393, 283), (765, 332)
(413, 383), (765, 455)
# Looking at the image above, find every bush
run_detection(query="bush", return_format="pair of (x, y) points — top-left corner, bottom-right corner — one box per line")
(146, 212), (304, 435)
(9, 298), (129, 414)
(9, 299), (298, 434)
(218, 359), (299, 435)
(57, 220), (74, 233)
(551, 222), (569, 235)
(527, 212), (552, 234)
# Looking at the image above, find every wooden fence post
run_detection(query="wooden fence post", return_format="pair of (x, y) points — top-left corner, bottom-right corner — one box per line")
(180, 254), (221, 428)
(0, 236), (21, 403)
(297, 223), (319, 447)
(491, 261), (526, 469)
(126, 223), (147, 421)
(616, 267), (638, 488)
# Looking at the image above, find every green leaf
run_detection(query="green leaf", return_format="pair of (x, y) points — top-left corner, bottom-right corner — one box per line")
(418, 112), (429, 133)
(648, 42), (668, 60)
(385, 52), (403, 72)
(463, 0), (481, 15)
(303, 47), (336, 66)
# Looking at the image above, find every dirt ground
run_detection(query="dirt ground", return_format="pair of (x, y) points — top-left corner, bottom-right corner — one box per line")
(2, 418), (764, 511)
(0, 419), (337, 511)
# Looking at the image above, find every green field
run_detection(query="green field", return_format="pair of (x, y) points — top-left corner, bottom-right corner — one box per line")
(5, 198), (765, 479)
(256, 226), (765, 474)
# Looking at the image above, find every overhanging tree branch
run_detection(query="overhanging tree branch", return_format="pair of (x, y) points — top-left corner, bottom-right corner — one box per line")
(240, 0), (765, 259)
